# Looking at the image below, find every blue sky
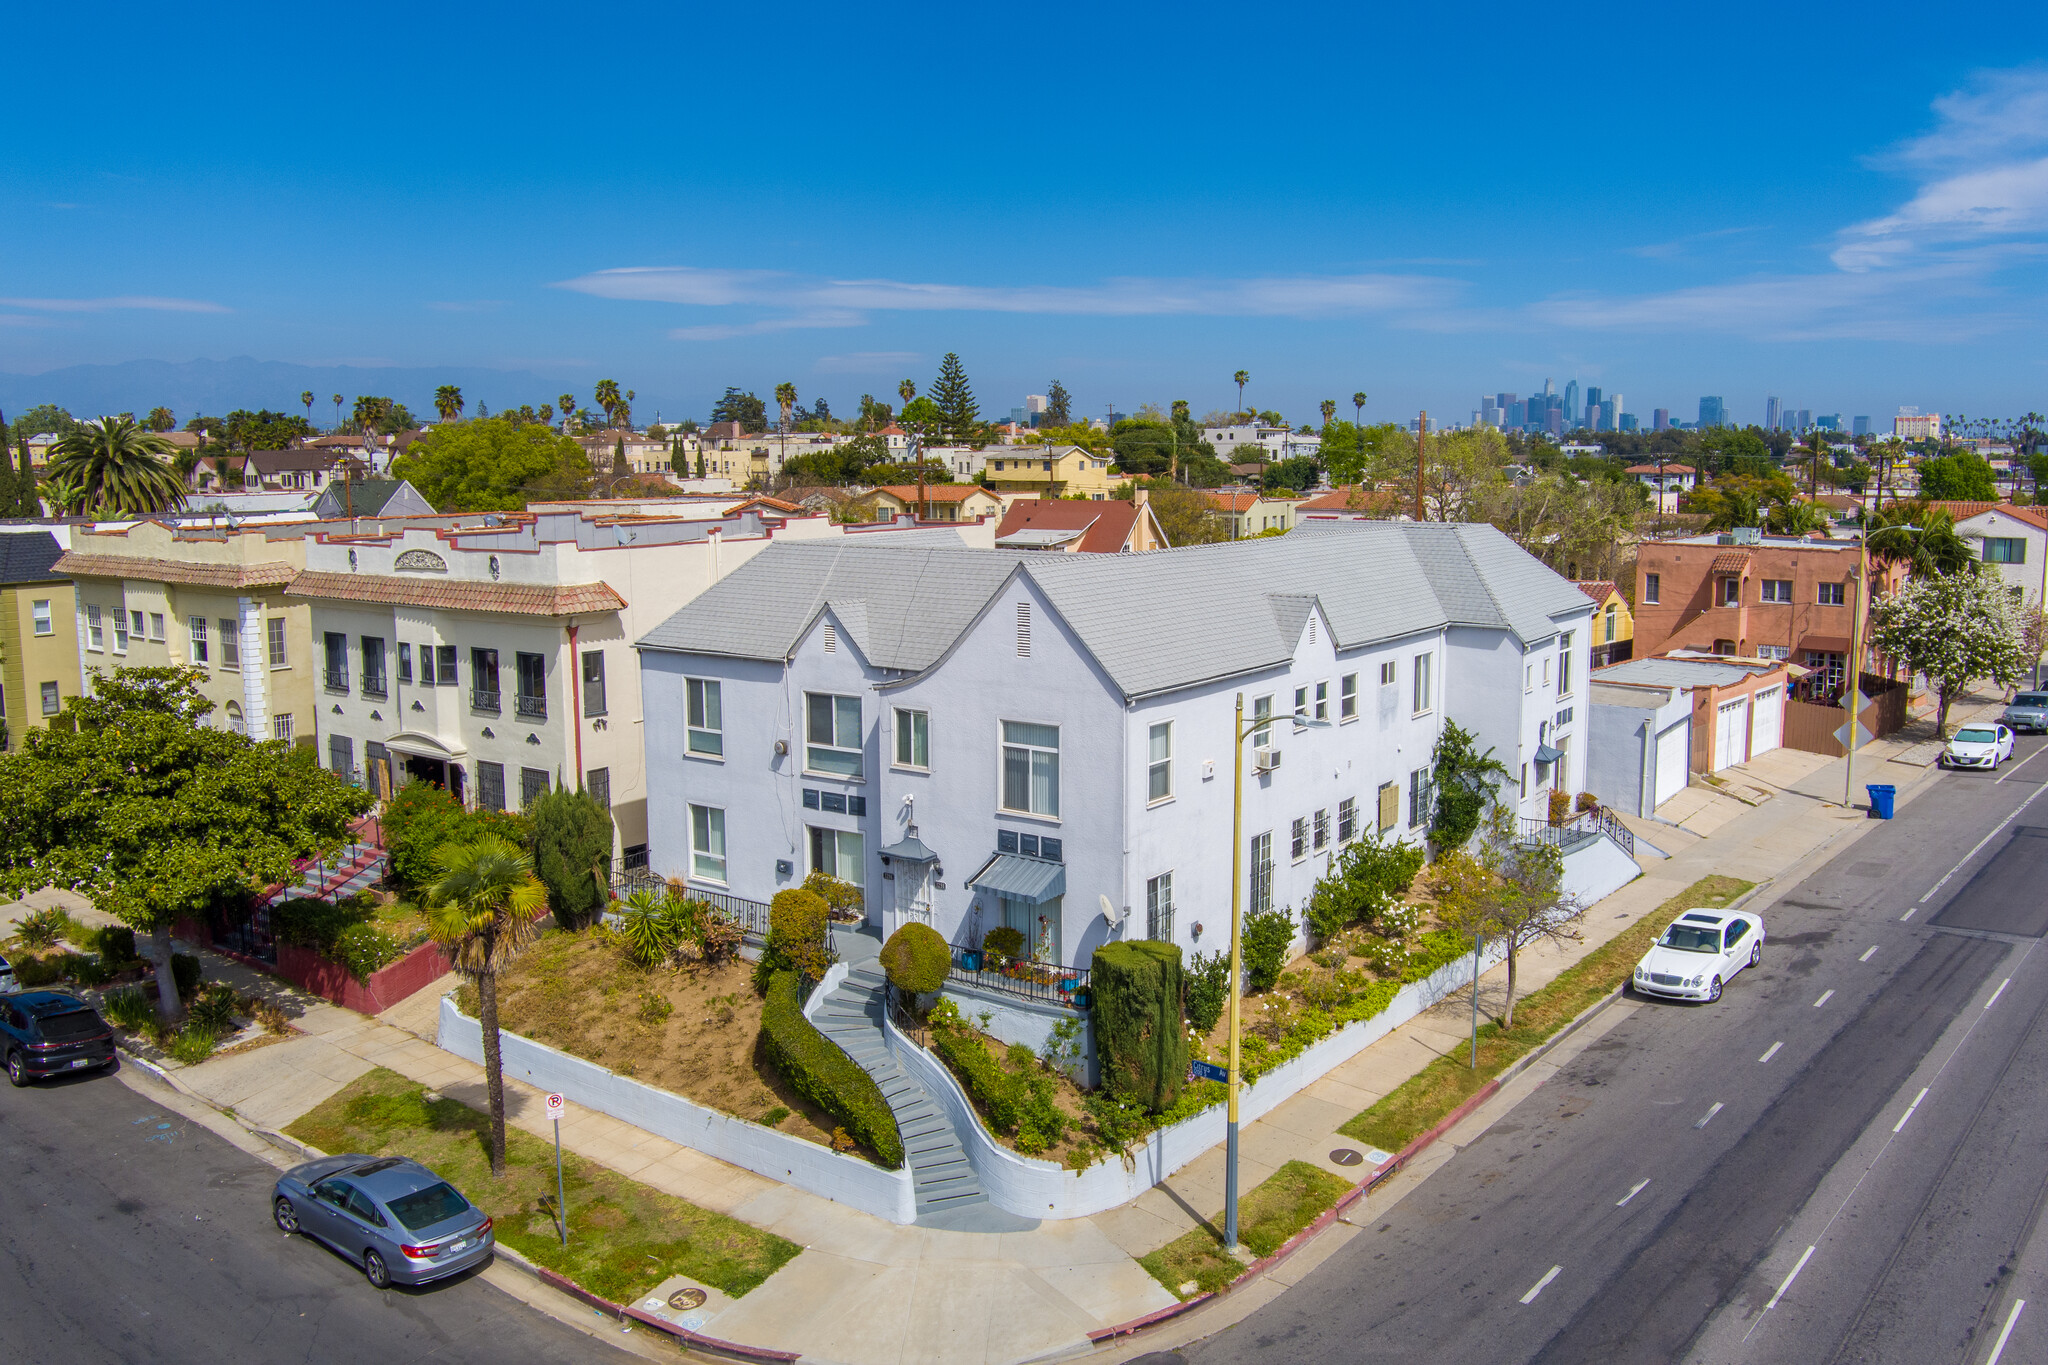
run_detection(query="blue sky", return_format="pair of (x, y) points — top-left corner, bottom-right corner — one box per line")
(6, 1), (2048, 429)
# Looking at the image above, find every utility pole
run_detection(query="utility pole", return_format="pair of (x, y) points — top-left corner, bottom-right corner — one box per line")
(1415, 411), (1428, 521)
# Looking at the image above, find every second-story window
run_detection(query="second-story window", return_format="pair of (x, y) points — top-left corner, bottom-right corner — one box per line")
(688, 679), (723, 756)
(1558, 635), (1573, 694)
(188, 615), (207, 663)
(1314, 681), (1329, 722)
(361, 637), (387, 697)
(1249, 832), (1273, 914)
(1000, 720), (1059, 816)
(85, 605), (103, 651)
(1148, 721), (1172, 802)
(268, 618), (288, 669)
(1413, 652), (1433, 713)
(1644, 572), (1660, 604)
(515, 652), (546, 718)
(1819, 581), (1845, 606)
(323, 632), (349, 691)
(113, 610), (128, 652)
(894, 707), (928, 769)
(31, 600), (51, 636)
(1340, 673), (1358, 721)
(805, 692), (862, 777)
(581, 650), (607, 717)
(397, 643), (412, 684)
(471, 648), (500, 711)
(219, 619), (240, 669)
(1251, 694), (1273, 748)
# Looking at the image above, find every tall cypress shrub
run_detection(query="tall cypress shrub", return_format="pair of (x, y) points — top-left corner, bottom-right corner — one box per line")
(17, 439), (37, 517)
(1091, 940), (1188, 1113)
(528, 785), (614, 930)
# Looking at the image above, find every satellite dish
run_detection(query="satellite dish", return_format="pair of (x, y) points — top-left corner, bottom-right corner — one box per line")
(1100, 894), (1123, 928)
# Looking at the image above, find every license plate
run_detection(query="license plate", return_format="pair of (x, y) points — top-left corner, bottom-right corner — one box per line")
(445, 1240), (466, 1253)
(67, 1058), (90, 1068)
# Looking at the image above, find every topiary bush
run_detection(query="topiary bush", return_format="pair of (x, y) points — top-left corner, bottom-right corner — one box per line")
(1185, 949), (1229, 1035)
(981, 925), (1025, 963)
(879, 923), (951, 995)
(91, 924), (139, 968)
(529, 784), (615, 930)
(759, 969), (903, 1167)
(1090, 940), (1188, 1114)
(1241, 906), (1296, 993)
(755, 889), (830, 989)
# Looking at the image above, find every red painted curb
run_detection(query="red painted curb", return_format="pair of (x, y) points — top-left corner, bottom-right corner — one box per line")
(534, 1266), (799, 1362)
(1087, 1292), (1217, 1342)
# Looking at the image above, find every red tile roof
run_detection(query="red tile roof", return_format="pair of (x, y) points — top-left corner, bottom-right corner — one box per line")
(1572, 579), (1620, 604)
(725, 495), (803, 515)
(1710, 551), (1753, 573)
(1295, 485), (1401, 513)
(994, 498), (1144, 553)
(56, 552), (297, 590)
(289, 572), (625, 616)
(866, 484), (994, 503)
(1625, 463), (1695, 475)
(1208, 490), (1261, 513)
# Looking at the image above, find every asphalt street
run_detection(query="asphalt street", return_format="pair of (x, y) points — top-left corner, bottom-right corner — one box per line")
(0, 1060), (620, 1364)
(1183, 734), (2048, 1365)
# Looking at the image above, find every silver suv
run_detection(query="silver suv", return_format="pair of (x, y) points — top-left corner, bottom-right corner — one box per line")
(2004, 691), (2048, 734)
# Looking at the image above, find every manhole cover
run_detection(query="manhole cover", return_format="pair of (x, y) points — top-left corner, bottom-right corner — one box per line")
(1329, 1148), (1364, 1166)
(668, 1288), (707, 1311)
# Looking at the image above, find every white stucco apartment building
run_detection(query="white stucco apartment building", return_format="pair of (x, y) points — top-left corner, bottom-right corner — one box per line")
(634, 521), (1593, 969)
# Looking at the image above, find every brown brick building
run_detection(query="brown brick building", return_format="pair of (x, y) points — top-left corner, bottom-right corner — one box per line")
(1632, 531), (1905, 698)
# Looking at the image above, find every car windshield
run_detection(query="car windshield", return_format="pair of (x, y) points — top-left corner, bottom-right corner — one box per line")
(1659, 925), (1723, 953)
(1955, 727), (1998, 744)
(35, 1009), (106, 1042)
(386, 1181), (470, 1231)
(2014, 694), (2048, 708)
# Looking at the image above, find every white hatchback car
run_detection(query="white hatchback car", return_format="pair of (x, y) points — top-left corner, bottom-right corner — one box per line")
(1633, 909), (1766, 1003)
(1943, 722), (2015, 771)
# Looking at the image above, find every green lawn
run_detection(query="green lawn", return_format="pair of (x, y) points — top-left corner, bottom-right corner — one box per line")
(1138, 1160), (1353, 1299)
(286, 1068), (801, 1303)
(1340, 874), (1754, 1154)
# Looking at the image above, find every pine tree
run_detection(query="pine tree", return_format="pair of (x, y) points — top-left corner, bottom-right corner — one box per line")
(1045, 380), (1072, 426)
(930, 353), (980, 443)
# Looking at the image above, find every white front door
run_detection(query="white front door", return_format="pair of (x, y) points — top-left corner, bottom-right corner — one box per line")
(1750, 687), (1783, 758)
(1714, 698), (1751, 770)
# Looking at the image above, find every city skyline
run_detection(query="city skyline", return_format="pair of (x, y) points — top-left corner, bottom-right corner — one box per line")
(4, 2), (2046, 426)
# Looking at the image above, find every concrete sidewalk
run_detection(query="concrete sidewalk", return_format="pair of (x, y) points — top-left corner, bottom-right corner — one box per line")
(146, 688), (1997, 1365)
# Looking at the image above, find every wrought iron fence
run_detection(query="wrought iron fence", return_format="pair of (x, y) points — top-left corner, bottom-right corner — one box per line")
(603, 872), (839, 955)
(945, 946), (1090, 1009)
(515, 693), (547, 719)
(1519, 807), (1634, 859)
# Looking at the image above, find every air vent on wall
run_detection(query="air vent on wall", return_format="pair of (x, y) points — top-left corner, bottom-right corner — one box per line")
(824, 621), (836, 652)
(1016, 602), (1031, 656)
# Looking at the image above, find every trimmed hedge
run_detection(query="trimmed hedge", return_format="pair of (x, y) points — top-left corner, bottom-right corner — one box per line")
(879, 923), (950, 995)
(1091, 940), (1188, 1113)
(928, 1010), (1067, 1155)
(759, 970), (903, 1169)
(755, 890), (830, 988)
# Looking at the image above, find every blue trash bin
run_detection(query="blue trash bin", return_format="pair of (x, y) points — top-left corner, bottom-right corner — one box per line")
(1867, 783), (1897, 819)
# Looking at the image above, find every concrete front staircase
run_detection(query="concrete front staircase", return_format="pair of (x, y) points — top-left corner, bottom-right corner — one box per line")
(811, 961), (987, 1221)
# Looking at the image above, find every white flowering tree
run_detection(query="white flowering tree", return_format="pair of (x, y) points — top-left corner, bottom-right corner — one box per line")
(1869, 572), (2034, 735)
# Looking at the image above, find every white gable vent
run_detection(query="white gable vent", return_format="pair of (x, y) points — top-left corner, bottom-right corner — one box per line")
(824, 621), (837, 653)
(1016, 602), (1032, 657)
(1308, 618), (1317, 645)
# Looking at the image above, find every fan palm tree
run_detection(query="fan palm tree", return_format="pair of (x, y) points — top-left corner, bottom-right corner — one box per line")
(898, 379), (915, 408)
(594, 379), (622, 429)
(1320, 399), (1337, 428)
(427, 836), (547, 1177)
(300, 390), (314, 424)
(1234, 370), (1250, 416)
(434, 385), (464, 422)
(558, 393), (576, 433)
(1353, 392), (1367, 426)
(45, 416), (185, 516)
(331, 394), (343, 429)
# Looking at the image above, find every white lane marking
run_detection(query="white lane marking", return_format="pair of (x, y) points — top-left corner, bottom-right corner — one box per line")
(1986, 1298), (2027, 1365)
(1893, 1087), (1930, 1133)
(1617, 1179), (1649, 1207)
(1764, 1246), (1817, 1313)
(1814, 990), (1835, 1008)
(1695, 1102), (1724, 1129)
(1519, 1265), (1561, 1305)
(1987, 978), (2011, 1010)
(1996, 740), (2048, 783)
(1902, 907), (1918, 921)
(1921, 780), (2048, 904)
(1861, 946), (1879, 962)
(1759, 1041), (1783, 1063)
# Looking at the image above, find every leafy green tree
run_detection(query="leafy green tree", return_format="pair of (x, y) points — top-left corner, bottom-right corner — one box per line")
(433, 385), (464, 422)
(427, 836), (547, 1176)
(1914, 452), (1997, 502)
(1111, 418), (1176, 476)
(782, 432), (891, 485)
(12, 404), (74, 439)
(710, 387), (767, 432)
(1428, 720), (1511, 851)
(1871, 569), (2033, 734)
(929, 353), (980, 443)
(1427, 804), (1581, 1028)
(1867, 502), (1975, 578)
(899, 395), (945, 433)
(222, 409), (313, 452)
(0, 667), (370, 1021)
(1263, 455), (1322, 494)
(390, 416), (593, 511)
(1137, 479), (1225, 545)
(46, 416), (185, 515)
(1045, 380), (1072, 426)
(528, 785), (613, 930)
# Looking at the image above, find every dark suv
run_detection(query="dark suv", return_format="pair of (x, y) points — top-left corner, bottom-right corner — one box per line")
(0, 992), (116, 1085)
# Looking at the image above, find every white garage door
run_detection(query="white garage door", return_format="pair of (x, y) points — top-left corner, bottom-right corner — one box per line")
(1654, 720), (1690, 807)
(1714, 697), (1751, 770)
(1750, 686), (1784, 758)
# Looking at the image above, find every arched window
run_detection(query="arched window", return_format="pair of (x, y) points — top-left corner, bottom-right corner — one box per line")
(225, 701), (245, 736)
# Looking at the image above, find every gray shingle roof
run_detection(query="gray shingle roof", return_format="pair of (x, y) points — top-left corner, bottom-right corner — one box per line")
(0, 532), (65, 586)
(1595, 657), (1780, 689)
(637, 520), (1591, 698)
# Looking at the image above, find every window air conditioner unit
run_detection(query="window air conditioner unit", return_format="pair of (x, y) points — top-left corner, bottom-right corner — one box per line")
(1254, 746), (1281, 773)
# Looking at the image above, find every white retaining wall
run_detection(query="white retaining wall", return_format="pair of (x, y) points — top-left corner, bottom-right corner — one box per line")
(886, 940), (1509, 1220)
(437, 994), (917, 1225)
(803, 961), (850, 1021)
(1561, 835), (1641, 908)
(940, 981), (1098, 1088)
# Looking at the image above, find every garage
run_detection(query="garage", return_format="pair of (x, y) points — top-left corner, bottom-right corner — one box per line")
(1654, 719), (1691, 806)
(1714, 696), (1751, 770)
(1749, 685), (1784, 758)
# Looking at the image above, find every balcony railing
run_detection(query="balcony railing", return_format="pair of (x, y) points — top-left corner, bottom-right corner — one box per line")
(471, 687), (500, 713)
(323, 670), (349, 693)
(946, 946), (1090, 1008)
(515, 693), (547, 719)
(360, 674), (387, 700)
(604, 873), (839, 956)
(1521, 807), (1635, 859)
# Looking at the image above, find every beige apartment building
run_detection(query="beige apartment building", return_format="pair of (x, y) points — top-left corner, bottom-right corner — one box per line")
(0, 532), (81, 748)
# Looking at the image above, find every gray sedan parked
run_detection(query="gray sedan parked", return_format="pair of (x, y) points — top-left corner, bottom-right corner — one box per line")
(272, 1154), (494, 1288)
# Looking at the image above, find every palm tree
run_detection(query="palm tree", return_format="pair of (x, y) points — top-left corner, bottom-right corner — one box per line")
(45, 416), (185, 516)
(1320, 399), (1337, 428)
(427, 836), (547, 1177)
(594, 379), (622, 429)
(1234, 370), (1249, 417)
(775, 381), (797, 474)
(300, 391), (314, 425)
(898, 379), (915, 408)
(558, 393), (576, 433)
(1867, 502), (1975, 579)
(331, 394), (343, 429)
(1353, 392), (1367, 427)
(434, 385), (464, 422)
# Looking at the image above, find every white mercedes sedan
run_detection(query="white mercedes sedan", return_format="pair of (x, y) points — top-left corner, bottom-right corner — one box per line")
(1633, 909), (1765, 1003)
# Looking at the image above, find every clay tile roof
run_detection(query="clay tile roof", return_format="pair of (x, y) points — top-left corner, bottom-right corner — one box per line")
(55, 552), (297, 590)
(867, 484), (988, 503)
(1710, 550), (1752, 574)
(1572, 579), (1619, 604)
(725, 495), (803, 515)
(1624, 462), (1695, 475)
(1207, 490), (1259, 512)
(288, 572), (625, 616)
(994, 498), (1142, 553)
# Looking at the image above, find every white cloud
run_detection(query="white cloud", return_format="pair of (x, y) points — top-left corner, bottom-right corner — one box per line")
(559, 264), (1456, 337)
(0, 295), (230, 314)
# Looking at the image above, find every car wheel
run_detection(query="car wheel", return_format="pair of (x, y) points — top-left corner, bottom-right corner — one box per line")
(5, 1051), (27, 1087)
(1749, 942), (1762, 968)
(364, 1249), (391, 1289)
(273, 1197), (299, 1234)
(1708, 976), (1723, 1003)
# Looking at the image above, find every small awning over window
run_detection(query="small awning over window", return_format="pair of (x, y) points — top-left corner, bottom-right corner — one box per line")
(1534, 744), (1564, 764)
(967, 853), (1066, 904)
(879, 834), (937, 863)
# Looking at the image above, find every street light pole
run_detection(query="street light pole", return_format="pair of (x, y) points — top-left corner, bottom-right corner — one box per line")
(1845, 530), (1869, 809)
(1226, 691), (1246, 1253)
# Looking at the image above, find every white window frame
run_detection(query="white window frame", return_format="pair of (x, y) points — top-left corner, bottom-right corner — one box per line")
(1412, 652), (1432, 714)
(1313, 680), (1329, 723)
(804, 691), (863, 779)
(1251, 694), (1273, 747)
(1146, 871), (1174, 942)
(85, 604), (103, 652)
(686, 678), (724, 758)
(268, 617), (289, 669)
(1147, 720), (1172, 803)
(690, 804), (728, 884)
(1644, 572), (1660, 604)
(1340, 673), (1358, 722)
(1337, 796), (1357, 843)
(895, 707), (930, 770)
(31, 600), (52, 636)
(1291, 816), (1308, 862)
(187, 614), (207, 663)
(1293, 685), (1309, 730)
(1000, 719), (1060, 818)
